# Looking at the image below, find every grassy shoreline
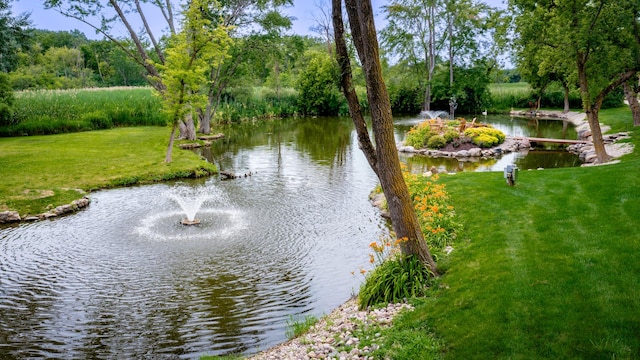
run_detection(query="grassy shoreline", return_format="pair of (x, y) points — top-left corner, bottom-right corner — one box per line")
(0, 126), (216, 218)
(377, 107), (640, 359)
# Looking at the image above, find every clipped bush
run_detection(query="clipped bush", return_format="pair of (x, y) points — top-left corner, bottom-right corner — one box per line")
(443, 129), (460, 143)
(404, 121), (433, 149)
(464, 126), (506, 148)
(359, 254), (433, 309)
(427, 134), (447, 149)
(83, 111), (113, 130)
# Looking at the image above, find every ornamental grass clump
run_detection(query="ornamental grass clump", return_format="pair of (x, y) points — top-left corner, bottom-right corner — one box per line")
(359, 238), (434, 310)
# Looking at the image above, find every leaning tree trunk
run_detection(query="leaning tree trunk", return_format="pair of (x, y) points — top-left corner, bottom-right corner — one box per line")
(623, 81), (640, 126)
(335, 0), (438, 273)
(165, 123), (177, 163)
(577, 55), (609, 163)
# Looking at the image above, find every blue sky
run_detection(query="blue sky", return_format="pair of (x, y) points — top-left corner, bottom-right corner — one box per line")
(12, 0), (507, 39)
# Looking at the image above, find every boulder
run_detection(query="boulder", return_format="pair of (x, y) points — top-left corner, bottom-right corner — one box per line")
(398, 145), (416, 153)
(455, 150), (470, 158)
(468, 148), (482, 157)
(0, 211), (21, 223)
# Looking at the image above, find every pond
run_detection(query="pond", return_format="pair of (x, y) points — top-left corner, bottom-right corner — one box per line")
(0, 115), (579, 358)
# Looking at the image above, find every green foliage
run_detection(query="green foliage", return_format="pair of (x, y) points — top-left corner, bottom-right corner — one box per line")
(431, 63), (492, 114)
(404, 173), (462, 250)
(82, 111), (112, 130)
(404, 121), (433, 149)
(464, 126), (505, 148)
(0, 0), (31, 72)
(359, 254), (434, 309)
(153, 0), (233, 129)
(296, 50), (342, 115)
(216, 86), (298, 123)
(443, 129), (460, 143)
(1, 87), (166, 136)
(0, 72), (15, 126)
(388, 81), (423, 115)
(427, 134), (446, 149)
(285, 315), (319, 339)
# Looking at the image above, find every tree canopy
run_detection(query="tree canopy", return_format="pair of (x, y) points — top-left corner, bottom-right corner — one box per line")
(512, 0), (640, 162)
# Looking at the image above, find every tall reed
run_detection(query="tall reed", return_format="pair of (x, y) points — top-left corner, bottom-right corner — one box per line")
(2, 87), (166, 136)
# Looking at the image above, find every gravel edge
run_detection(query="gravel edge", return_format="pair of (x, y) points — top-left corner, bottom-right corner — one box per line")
(248, 298), (414, 360)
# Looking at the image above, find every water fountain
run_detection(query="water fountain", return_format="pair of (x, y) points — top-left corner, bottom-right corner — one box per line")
(164, 184), (222, 225)
(420, 110), (449, 120)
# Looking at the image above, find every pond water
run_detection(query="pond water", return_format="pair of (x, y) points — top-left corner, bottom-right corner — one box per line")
(0, 115), (579, 358)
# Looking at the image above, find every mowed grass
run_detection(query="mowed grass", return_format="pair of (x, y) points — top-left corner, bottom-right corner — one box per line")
(383, 107), (640, 359)
(0, 127), (215, 217)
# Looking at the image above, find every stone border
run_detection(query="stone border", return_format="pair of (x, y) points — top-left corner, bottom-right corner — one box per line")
(0, 196), (90, 224)
(398, 136), (532, 160)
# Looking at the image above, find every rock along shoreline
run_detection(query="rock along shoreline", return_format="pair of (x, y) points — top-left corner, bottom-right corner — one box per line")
(0, 196), (90, 224)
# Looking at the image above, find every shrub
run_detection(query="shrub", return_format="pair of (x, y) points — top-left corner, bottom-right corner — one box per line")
(83, 111), (113, 129)
(404, 121), (433, 149)
(0, 73), (15, 126)
(464, 126), (506, 148)
(359, 253), (433, 309)
(405, 173), (462, 249)
(0, 103), (14, 127)
(427, 134), (447, 149)
(443, 129), (460, 143)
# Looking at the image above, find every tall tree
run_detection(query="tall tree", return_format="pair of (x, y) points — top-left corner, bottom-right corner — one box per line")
(332, 0), (437, 272)
(198, 0), (293, 133)
(0, 0), (31, 73)
(512, 0), (640, 163)
(381, 0), (442, 112)
(154, 0), (232, 163)
(0, 0), (30, 125)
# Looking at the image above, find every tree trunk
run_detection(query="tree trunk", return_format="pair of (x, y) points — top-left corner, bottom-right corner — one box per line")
(165, 123), (177, 163)
(563, 82), (570, 113)
(577, 54), (609, 163)
(335, 0), (437, 273)
(623, 81), (640, 126)
(184, 113), (197, 140)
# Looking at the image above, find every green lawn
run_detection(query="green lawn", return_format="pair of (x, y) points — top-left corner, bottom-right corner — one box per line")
(0, 127), (215, 217)
(382, 107), (640, 359)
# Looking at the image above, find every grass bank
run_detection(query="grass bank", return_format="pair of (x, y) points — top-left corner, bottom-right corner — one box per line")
(385, 107), (640, 359)
(0, 127), (215, 217)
